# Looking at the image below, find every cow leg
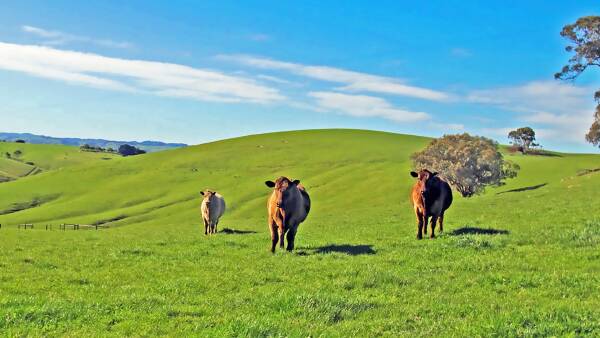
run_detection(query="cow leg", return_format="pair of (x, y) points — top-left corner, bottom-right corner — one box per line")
(214, 219), (219, 234)
(269, 219), (278, 253)
(430, 215), (438, 239)
(276, 212), (285, 250)
(279, 227), (285, 249)
(415, 209), (423, 240)
(203, 218), (209, 235)
(286, 226), (297, 251)
(423, 213), (428, 235)
(439, 214), (444, 233)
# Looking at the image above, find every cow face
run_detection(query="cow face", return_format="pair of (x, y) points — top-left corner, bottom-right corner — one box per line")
(410, 170), (438, 202)
(200, 190), (217, 205)
(265, 176), (300, 209)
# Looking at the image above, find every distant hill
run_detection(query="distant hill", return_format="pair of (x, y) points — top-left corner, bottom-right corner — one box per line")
(0, 132), (187, 152)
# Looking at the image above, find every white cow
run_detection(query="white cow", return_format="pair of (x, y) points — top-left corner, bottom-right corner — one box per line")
(200, 190), (226, 235)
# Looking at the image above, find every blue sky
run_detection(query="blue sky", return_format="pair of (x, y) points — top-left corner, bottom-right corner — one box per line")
(0, 1), (598, 151)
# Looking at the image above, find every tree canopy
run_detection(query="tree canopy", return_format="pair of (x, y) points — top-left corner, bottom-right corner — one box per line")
(555, 16), (600, 148)
(412, 133), (518, 197)
(508, 127), (538, 153)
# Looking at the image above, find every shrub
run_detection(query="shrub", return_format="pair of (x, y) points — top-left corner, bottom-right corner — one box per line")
(118, 144), (146, 157)
(412, 133), (519, 197)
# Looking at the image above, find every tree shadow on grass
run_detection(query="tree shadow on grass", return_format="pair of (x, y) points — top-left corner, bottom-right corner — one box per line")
(496, 183), (547, 195)
(578, 168), (600, 176)
(219, 228), (257, 235)
(297, 244), (376, 256)
(449, 227), (509, 236)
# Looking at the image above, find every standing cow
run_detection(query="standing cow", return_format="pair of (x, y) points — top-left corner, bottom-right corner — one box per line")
(200, 190), (226, 235)
(410, 169), (452, 239)
(265, 176), (311, 252)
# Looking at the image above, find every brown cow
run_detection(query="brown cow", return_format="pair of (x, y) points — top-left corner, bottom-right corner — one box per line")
(410, 169), (452, 239)
(265, 176), (311, 252)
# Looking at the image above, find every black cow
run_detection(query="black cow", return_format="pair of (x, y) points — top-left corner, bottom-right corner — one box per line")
(410, 169), (453, 239)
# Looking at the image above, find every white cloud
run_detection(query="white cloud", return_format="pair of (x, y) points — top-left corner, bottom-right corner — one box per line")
(256, 74), (294, 85)
(0, 42), (284, 104)
(218, 54), (451, 101)
(469, 81), (595, 145)
(308, 91), (430, 122)
(22, 25), (133, 49)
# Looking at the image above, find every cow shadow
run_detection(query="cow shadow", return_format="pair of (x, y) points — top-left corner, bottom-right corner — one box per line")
(497, 183), (547, 195)
(297, 244), (376, 256)
(449, 227), (509, 236)
(219, 228), (257, 235)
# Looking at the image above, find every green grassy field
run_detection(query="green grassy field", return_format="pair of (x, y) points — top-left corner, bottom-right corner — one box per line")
(0, 129), (599, 336)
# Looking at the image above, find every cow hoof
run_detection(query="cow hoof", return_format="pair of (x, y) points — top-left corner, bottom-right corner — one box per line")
(417, 235), (423, 240)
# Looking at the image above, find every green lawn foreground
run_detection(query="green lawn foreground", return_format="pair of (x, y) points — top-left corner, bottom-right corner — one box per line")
(0, 130), (599, 336)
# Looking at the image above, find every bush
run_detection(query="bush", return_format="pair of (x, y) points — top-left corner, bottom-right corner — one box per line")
(118, 144), (146, 157)
(412, 133), (519, 197)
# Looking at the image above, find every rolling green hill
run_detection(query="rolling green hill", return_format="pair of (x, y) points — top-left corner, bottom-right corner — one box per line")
(0, 129), (599, 336)
(0, 142), (120, 171)
(0, 157), (36, 182)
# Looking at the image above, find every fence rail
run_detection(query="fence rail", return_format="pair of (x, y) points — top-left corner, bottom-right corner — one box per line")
(0, 223), (108, 230)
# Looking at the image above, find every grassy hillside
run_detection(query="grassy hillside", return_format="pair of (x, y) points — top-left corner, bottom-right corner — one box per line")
(0, 129), (599, 336)
(0, 142), (120, 172)
(0, 157), (36, 182)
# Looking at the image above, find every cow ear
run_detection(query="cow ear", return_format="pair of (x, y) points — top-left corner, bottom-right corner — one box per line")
(432, 172), (438, 177)
(292, 179), (300, 185)
(410, 171), (418, 178)
(200, 191), (205, 196)
(265, 181), (275, 188)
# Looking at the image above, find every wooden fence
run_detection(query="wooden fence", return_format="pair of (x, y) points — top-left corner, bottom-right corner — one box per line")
(0, 223), (108, 230)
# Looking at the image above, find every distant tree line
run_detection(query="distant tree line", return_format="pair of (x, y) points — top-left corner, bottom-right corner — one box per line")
(79, 143), (146, 156)
(80, 144), (115, 153)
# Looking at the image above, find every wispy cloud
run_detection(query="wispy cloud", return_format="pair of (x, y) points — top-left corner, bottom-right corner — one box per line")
(22, 25), (133, 49)
(469, 81), (595, 144)
(450, 48), (471, 58)
(430, 122), (465, 132)
(256, 74), (294, 85)
(218, 54), (451, 101)
(308, 91), (430, 122)
(0, 42), (284, 104)
(248, 33), (270, 42)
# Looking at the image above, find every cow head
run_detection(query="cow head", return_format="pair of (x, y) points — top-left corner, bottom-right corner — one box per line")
(200, 190), (217, 205)
(410, 169), (438, 202)
(265, 176), (300, 209)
